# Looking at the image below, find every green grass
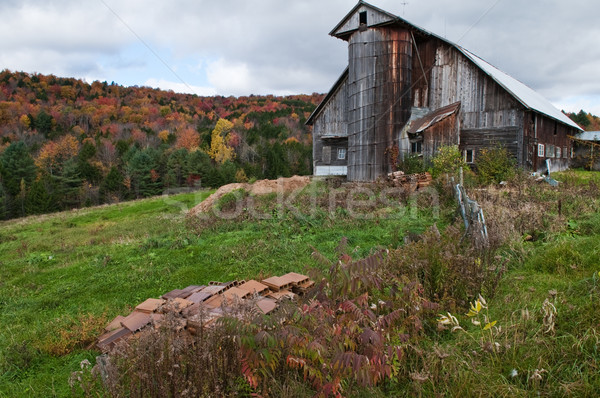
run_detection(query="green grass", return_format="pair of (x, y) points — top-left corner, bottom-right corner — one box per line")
(2, 171), (600, 397)
(0, 188), (437, 397)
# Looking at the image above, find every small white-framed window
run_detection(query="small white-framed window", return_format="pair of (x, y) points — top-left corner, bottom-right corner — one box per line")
(537, 144), (545, 157)
(464, 149), (474, 163)
(571, 147), (574, 158)
(563, 147), (568, 159)
(547, 144), (555, 158)
(337, 148), (347, 160)
(555, 147), (561, 159)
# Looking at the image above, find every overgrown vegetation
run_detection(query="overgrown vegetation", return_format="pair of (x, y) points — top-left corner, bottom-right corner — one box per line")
(2, 141), (600, 396)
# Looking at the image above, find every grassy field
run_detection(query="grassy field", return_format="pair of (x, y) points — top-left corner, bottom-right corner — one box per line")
(1, 171), (600, 396)
(0, 184), (440, 397)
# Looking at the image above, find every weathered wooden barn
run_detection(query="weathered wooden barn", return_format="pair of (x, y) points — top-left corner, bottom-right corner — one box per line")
(307, 1), (582, 181)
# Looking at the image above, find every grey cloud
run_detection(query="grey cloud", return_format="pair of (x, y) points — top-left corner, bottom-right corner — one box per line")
(0, 0), (597, 110)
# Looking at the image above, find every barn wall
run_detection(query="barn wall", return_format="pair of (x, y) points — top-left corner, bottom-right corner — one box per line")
(421, 113), (459, 159)
(334, 5), (395, 37)
(531, 114), (578, 172)
(423, 42), (525, 164)
(347, 27), (413, 181)
(411, 38), (437, 108)
(312, 77), (348, 172)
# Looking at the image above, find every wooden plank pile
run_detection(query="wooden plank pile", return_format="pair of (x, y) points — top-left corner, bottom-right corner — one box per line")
(96, 272), (315, 352)
(387, 171), (433, 191)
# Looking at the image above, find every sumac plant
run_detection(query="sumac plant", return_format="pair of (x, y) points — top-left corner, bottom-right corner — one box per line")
(240, 240), (440, 396)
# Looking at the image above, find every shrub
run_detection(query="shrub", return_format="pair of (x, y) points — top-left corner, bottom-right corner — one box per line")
(387, 224), (506, 306)
(475, 145), (516, 185)
(432, 145), (467, 179)
(397, 153), (426, 174)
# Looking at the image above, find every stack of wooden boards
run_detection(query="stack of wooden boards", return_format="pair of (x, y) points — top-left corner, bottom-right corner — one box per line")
(96, 272), (314, 352)
(387, 171), (433, 191)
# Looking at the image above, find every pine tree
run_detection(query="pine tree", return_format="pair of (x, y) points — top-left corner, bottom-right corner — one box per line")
(126, 149), (162, 198)
(53, 159), (82, 209)
(0, 141), (36, 198)
(25, 178), (55, 215)
(100, 166), (125, 202)
(0, 182), (7, 220)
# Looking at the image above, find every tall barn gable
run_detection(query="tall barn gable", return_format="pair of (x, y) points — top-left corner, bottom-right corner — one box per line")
(308, 1), (582, 180)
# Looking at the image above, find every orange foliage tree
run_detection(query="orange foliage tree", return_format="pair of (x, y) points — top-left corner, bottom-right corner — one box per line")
(35, 135), (79, 175)
(175, 128), (200, 151)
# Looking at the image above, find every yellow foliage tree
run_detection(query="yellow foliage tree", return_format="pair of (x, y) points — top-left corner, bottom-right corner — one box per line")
(208, 119), (235, 164)
(158, 130), (170, 143)
(35, 135), (79, 175)
(19, 114), (31, 129)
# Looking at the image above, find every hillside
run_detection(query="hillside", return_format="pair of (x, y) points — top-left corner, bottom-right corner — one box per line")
(0, 70), (322, 220)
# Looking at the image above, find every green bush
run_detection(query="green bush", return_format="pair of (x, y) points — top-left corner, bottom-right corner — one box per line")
(397, 153), (426, 174)
(475, 145), (516, 184)
(432, 145), (467, 179)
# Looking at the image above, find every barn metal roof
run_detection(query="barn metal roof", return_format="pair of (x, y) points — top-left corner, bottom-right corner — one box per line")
(576, 131), (600, 141)
(409, 102), (461, 134)
(311, 1), (582, 131)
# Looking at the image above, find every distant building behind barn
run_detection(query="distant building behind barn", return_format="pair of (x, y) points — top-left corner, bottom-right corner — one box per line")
(307, 1), (583, 181)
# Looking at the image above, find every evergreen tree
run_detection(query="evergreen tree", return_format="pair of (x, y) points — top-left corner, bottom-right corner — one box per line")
(264, 142), (290, 179)
(166, 148), (189, 186)
(77, 142), (101, 184)
(187, 150), (212, 174)
(126, 149), (162, 198)
(25, 178), (55, 215)
(0, 141), (36, 197)
(0, 182), (7, 220)
(220, 161), (237, 185)
(100, 166), (125, 202)
(54, 159), (82, 209)
(34, 110), (54, 138)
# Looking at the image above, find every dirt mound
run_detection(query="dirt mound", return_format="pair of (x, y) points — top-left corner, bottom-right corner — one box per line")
(189, 176), (311, 215)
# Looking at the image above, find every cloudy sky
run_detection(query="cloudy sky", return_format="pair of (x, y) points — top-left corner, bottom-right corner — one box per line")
(1, 0), (599, 114)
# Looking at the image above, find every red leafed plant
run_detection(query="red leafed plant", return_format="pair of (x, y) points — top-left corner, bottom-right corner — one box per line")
(239, 239), (439, 397)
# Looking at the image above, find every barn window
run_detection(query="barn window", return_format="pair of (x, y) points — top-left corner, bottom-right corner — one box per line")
(555, 147), (561, 159)
(547, 144), (555, 158)
(537, 144), (545, 157)
(359, 11), (367, 25)
(411, 141), (422, 154)
(563, 147), (568, 159)
(337, 148), (347, 160)
(464, 149), (474, 164)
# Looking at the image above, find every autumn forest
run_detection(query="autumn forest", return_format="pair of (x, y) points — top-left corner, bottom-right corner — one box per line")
(0, 70), (322, 220)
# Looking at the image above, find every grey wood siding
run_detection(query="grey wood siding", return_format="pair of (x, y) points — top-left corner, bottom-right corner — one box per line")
(424, 42), (526, 165)
(312, 76), (349, 172)
(347, 27), (412, 181)
(421, 113), (459, 160)
(333, 5), (395, 37)
(312, 76), (348, 139)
